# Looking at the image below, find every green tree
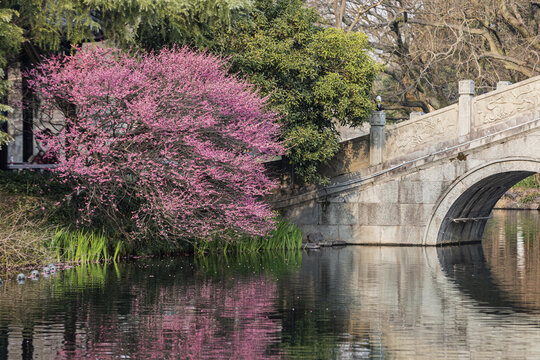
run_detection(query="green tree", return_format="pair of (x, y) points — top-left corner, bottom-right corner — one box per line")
(132, 0), (254, 50)
(217, 0), (380, 184)
(0, 7), (22, 169)
(0, 8), (22, 146)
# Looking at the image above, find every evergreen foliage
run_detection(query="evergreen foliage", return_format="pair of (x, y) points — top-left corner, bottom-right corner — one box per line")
(1, 0), (252, 51)
(0, 0), (252, 151)
(0, 7), (23, 146)
(216, 0), (380, 184)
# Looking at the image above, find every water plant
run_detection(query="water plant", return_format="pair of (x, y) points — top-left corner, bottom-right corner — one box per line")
(194, 218), (303, 255)
(50, 227), (122, 264)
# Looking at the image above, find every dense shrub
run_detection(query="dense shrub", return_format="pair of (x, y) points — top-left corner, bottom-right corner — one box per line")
(28, 46), (283, 245)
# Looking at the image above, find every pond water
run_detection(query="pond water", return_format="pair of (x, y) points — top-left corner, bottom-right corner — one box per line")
(1, 210), (540, 359)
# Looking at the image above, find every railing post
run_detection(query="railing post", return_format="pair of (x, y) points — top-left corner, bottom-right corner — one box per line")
(458, 80), (474, 137)
(369, 111), (386, 166)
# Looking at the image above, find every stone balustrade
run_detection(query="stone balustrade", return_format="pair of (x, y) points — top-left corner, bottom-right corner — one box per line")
(328, 75), (540, 180)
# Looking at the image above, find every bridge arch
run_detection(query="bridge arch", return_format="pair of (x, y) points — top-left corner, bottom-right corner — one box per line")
(423, 158), (540, 245)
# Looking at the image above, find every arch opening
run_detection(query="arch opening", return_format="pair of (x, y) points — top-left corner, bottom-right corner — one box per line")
(424, 159), (540, 245)
(438, 171), (536, 243)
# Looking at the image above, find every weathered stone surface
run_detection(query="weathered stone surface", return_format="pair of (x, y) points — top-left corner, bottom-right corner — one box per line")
(282, 200), (320, 226)
(301, 225), (340, 242)
(339, 225), (380, 244)
(306, 232), (324, 243)
(398, 181), (424, 204)
(318, 241), (334, 247)
(319, 202), (364, 225)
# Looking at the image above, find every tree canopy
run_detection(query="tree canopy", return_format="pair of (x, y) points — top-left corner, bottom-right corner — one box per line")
(217, 0), (380, 184)
(1, 0), (253, 53)
(308, 0), (540, 119)
(0, 7), (23, 147)
(0, 0), (253, 162)
(2, 0), (380, 185)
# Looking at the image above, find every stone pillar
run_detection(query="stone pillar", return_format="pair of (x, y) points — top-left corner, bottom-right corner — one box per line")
(458, 80), (474, 137)
(496, 81), (512, 90)
(369, 111), (386, 166)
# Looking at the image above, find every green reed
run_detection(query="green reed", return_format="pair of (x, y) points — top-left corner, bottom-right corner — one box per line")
(194, 218), (303, 255)
(51, 227), (122, 263)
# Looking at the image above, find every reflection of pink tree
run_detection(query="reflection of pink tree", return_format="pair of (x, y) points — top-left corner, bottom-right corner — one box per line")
(58, 276), (282, 359)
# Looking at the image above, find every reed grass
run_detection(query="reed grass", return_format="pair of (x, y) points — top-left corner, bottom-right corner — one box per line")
(194, 218), (303, 255)
(50, 227), (122, 263)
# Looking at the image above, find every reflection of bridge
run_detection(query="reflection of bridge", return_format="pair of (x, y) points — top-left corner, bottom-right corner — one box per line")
(294, 244), (540, 359)
(275, 77), (540, 245)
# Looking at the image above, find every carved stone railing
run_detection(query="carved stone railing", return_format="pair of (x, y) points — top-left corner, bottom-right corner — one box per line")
(473, 76), (540, 131)
(379, 75), (540, 166)
(383, 104), (459, 163)
(320, 75), (540, 181)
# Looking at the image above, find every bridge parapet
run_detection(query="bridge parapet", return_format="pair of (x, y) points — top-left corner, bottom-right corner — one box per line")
(383, 104), (459, 164)
(472, 75), (540, 132)
(277, 75), (540, 246)
(322, 75), (540, 181)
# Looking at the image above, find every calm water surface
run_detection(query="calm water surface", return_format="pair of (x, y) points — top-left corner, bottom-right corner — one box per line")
(1, 210), (540, 359)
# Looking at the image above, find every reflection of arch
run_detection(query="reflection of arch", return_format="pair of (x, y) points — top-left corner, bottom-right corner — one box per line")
(437, 241), (540, 314)
(436, 245), (518, 312)
(424, 158), (540, 245)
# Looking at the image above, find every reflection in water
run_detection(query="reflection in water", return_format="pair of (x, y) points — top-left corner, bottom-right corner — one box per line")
(0, 256), (288, 359)
(482, 210), (540, 312)
(0, 211), (539, 359)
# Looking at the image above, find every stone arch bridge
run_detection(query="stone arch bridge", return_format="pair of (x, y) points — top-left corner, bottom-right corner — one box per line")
(274, 76), (540, 245)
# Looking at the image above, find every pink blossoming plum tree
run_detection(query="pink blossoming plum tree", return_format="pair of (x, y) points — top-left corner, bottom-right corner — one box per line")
(28, 46), (283, 245)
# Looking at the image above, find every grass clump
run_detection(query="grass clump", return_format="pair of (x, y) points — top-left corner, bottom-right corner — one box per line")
(514, 174), (540, 189)
(50, 227), (122, 264)
(0, 194), (54, 270)
(520, 193), (538, 204)
(0, 170), (70, 198)
(194, 218), (303, 255)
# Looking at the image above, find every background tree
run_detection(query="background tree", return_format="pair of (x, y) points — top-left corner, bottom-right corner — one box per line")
(0, 7), (22, 168)
(307, 0), (540, 120)
(3, 0), (380, 185)
(216, 0), (380, 184)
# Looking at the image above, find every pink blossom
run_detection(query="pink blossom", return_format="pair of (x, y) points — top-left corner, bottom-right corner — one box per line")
(29, 45), (283, 241)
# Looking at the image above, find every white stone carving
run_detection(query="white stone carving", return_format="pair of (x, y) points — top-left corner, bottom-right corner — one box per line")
(474, 81), (540, 127)
(384, 105), (458, 161)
